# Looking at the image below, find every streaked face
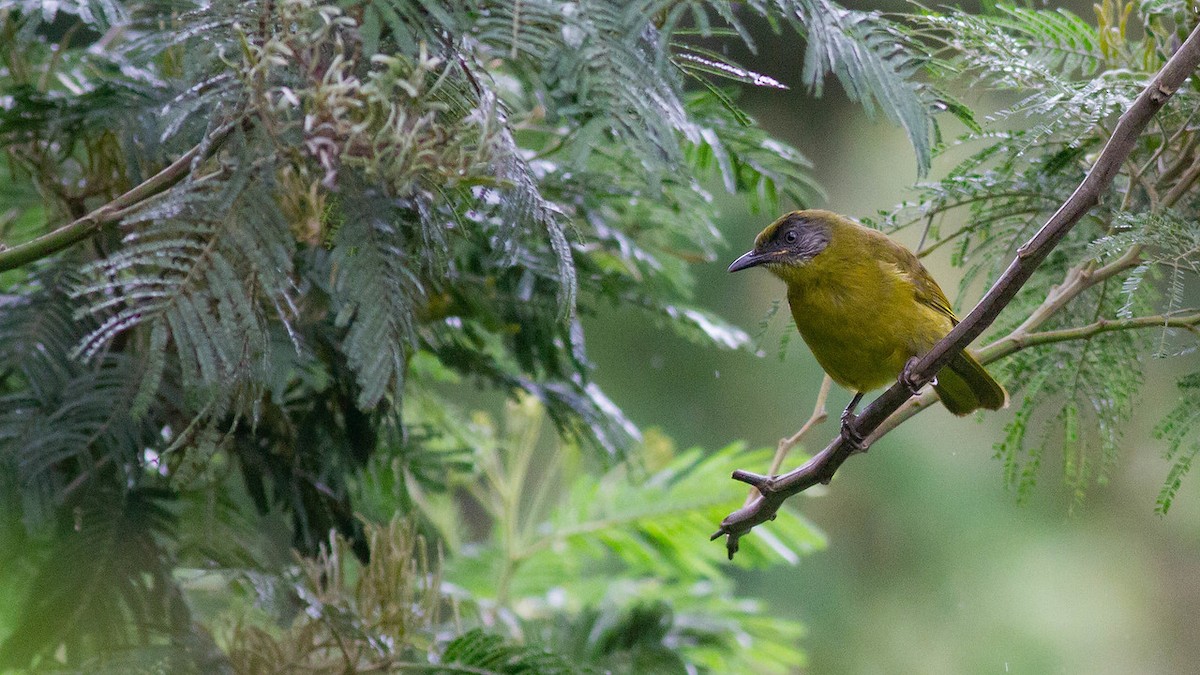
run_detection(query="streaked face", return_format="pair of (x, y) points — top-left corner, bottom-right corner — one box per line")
(728, 212), (831, 273)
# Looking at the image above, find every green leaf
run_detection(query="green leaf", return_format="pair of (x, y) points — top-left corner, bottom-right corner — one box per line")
(1155, 372), (1200, 514)
(0, 486), (185, 669)
(784, 0), (935, 175)
(441, 629), (583, 674)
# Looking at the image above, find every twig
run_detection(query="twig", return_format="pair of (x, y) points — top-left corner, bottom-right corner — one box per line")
(1156, 132), (1200, 185)
(1160, 151), (1200, 207)
(866, 310), (1200, 446)
(1009, 245), (1143, 337)
(711, 23), (1200, 560)
(984, 310), (1200, 359)
(0, 123), (235, 273)
(744, 376), (832, 507)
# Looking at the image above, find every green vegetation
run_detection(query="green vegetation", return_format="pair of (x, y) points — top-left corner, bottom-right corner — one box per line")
(1, 0), (1198, 671)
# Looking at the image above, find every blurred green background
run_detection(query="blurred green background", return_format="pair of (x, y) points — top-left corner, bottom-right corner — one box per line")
(585, 6), (1200, 673)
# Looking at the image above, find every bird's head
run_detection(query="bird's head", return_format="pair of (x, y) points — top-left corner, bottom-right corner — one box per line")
(728, 210), (834, 275)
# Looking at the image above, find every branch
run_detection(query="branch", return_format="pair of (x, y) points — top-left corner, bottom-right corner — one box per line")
(985, 310), (1200, 359)
(712, 23), (1200, 559)
(1009, 244), (1143, 336)
(0, 124), (234, 273)
(866, 309), (1200, 447)
(743, 375), (832, 507)
(1161, 150), (1200, 208)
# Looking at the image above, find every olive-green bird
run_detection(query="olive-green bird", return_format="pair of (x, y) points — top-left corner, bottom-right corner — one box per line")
(729, 209), (1007, 434)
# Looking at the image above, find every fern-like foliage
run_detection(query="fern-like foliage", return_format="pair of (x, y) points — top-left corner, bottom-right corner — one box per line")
(25, 0), (1193, 668)
(876, 1), (1200, 505)
(0, 485), (185, 669)
(440, 629), (584, 675)
(783, 0), (937, 173)
(1155, 372), (1200, 514)
(211, 395), (816, 673)
(7, 0), (921, 667)
(0, 271), (159, 523)
(426, 395), (819, 674)
(74, 157), (294, 404)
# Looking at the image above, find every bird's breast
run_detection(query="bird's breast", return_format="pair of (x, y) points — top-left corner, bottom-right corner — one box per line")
(785, 261), (949, 392)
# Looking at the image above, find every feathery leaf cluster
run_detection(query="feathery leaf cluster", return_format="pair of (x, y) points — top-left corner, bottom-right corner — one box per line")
(6, 0), (1198, 667)
(3, 0), (925, 667)
(878, 1), (1200, 507)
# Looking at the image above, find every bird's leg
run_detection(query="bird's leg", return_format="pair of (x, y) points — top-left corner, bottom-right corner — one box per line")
(840, 392), (866, 451)
(900, 356), (936, 396)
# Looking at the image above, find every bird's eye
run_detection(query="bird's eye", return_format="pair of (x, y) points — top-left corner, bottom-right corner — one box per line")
(784, 230), (798, 244)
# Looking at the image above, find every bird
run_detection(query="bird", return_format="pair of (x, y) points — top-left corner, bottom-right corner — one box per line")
(729, 209), (1007, 443)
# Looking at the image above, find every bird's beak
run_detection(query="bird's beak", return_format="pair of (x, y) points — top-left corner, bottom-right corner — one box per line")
(728, 250), (765, 273)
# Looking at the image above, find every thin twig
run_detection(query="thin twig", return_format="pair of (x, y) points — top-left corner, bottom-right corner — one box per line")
(711, 23), (1200, 559)
(1160, 151), (1200, 207)
(1157, 131), (1200, 186)
(1009, 244), (1143, 337)
(867, 309), (1200, 444)
(744, 375), (832, 507)
(984, 310), (1200, 359)
(0, 123), (235, 273)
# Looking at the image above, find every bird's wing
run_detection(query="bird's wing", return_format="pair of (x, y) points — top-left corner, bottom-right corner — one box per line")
(885, 245), (960, 325)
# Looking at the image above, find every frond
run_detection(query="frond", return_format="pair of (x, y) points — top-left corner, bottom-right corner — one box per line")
(463, 0), (695, 164)
(73, 154), (295, 400)
(0, 271), (160, 527)
(0, 357), (149, 516)
(0, 0), (128, 31)
(440, 629), (583, 675)
(1155, 372), (1200, 514)
(919, 5), (1106, 85)
(992, 281), (1147, 506)
(535, 444), (825, 579)
(528, 589), (806, 674)
(328, 193), (422, 410)
(685, 89), (824, 213)
(1094, 210), (1200, 321)
(434, 395), (819, 672)
(672, 45), (789, 90)
(776, 0), (936, 174)
(0, 485), (186, 669)
(998, 70), (1141, 148)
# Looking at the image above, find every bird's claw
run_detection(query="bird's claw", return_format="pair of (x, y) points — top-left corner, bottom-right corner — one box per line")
(900, 357), (935, 397)
(840, 409), (866, 452)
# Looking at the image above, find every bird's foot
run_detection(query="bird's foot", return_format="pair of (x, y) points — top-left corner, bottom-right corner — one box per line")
(840, 409), (866, 452)
(900, 357), (936, 397)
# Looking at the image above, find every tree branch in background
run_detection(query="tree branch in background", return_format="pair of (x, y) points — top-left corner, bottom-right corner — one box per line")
(865, 309), (1200, 444)
(0, 124), (234, 273)
(993, 310), (1200, 354)
(712, 22), (1200, 559)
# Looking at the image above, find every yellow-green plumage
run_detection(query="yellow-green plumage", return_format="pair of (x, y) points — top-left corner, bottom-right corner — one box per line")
(731, 209), (1007, 416)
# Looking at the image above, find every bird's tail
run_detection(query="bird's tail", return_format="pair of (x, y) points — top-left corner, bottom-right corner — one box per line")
(932, 350), (1008, 416)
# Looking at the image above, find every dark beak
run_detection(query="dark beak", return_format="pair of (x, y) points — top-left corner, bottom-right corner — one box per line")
(728, 250), (765, 273)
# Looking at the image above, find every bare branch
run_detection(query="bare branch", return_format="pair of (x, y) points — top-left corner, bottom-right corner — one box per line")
(772, 376), (833, 476)
(1161, 151), (1200, 208)
(712, 23), (1200, 559)
(1010, 245), (1144, 336)
(868, 310), (1200, 449)
(744, 375), (832, 507)
(985, 310), (1200, 359)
